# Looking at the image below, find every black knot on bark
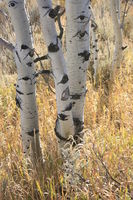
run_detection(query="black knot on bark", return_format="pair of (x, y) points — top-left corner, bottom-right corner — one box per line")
(58, 113), (69, 121)
(49, 5), (60, 18)
(78, 15), (85, 20)
(48, 42), (59, 52)
(21, 44), (29, 50)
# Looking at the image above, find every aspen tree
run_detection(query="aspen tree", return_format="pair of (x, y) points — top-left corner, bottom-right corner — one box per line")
(36, 0), (75, 142)
(110, 0), (122, 71)
(65, 0), (91, 134)
(4, 0), (43, 165)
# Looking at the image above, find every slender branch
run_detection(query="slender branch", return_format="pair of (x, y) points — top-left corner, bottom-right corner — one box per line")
(56, 7), (65, 40)
(57, 13), (64, 40)
(0, 38), (15, 52)
(34, 69), (51, 78)
(34, 50), (55, 94)
(34, 54), (49, 63)
(120, 0), (129, 29)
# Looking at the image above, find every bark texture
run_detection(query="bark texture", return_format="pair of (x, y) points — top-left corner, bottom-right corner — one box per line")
(36, 0), (75, 140)
(90, 7), (98, 78)
(66, 0), (90, 133)
(5, 0), (43, 163)
(110, 0), (122, 71)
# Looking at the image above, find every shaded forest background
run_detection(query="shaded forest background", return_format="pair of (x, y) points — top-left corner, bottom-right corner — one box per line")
(0, 0), (133, 199)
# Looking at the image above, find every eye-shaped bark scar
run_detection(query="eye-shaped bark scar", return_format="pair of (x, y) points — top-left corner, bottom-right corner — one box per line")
(61, 86), (70, 101)
(26, 62), (32, 67)
(73, 30), (89, 39)
(18, 76), (32, 84)
(8, 1), (18, 8)
(21, 44), (30, 50)
(74, 15), (89, 23)
(78, 50), (90, 62)
(57, 74), (69, 85)
(58, 113), (69, 121)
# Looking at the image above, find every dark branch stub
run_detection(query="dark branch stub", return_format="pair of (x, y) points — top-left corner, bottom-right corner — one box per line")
(49, 5), (60, 18)
(48, 40), (59, 52)
(34, 54), (49, 63)
(34, 69), (51, 78)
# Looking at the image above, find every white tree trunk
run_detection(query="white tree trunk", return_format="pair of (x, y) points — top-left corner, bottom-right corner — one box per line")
(110, 0), (122, 71)
(90, 6), (98, 78)
(5, 0), (43, 163)
(65, 0), (90, 133)
(36, 0), (75, 140)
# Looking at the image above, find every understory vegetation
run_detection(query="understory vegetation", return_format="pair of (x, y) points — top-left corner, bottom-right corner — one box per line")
(0, 0), (133, 199)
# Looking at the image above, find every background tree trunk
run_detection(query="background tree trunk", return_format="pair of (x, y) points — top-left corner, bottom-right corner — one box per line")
(110, 0), (122, 72)
(5, 0), (43, 166)
(65, 0), (91, 134)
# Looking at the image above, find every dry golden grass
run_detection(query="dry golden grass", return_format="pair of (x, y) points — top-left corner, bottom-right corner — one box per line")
(0, 0), (133, 199)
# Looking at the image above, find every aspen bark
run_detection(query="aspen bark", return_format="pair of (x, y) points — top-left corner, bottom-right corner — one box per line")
(110, 0), (122, 71)
(66, 0), (90, 133)
(5, 0), (43, 164)
(90, 6), (98, 78)
(36, 0), (75, 140)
